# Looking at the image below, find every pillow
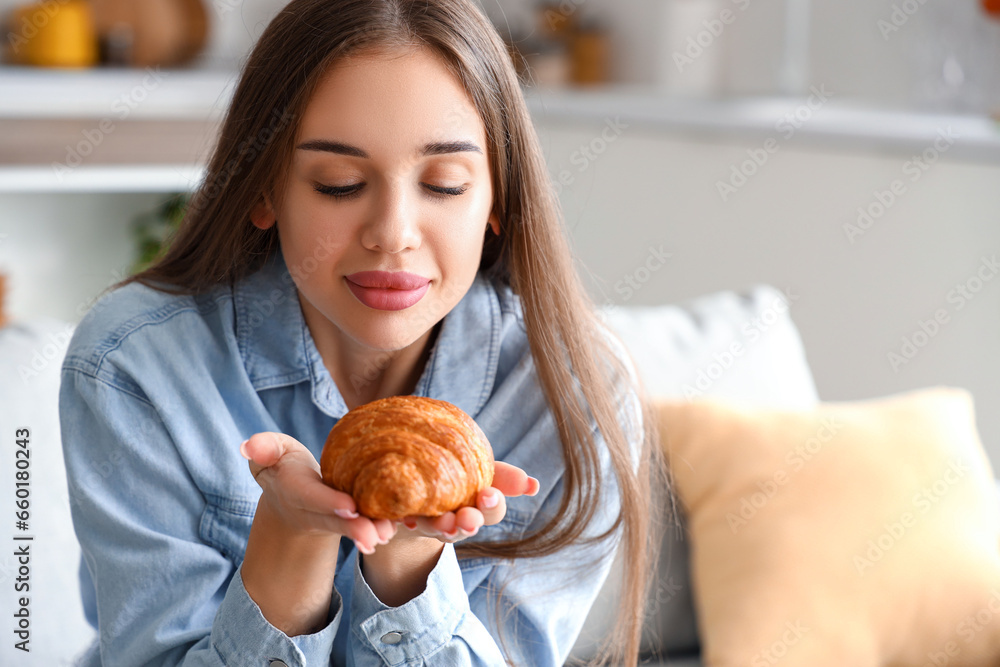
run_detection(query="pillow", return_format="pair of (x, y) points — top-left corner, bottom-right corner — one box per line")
(658, 387), (1000, 666)
(0, 319), (94, 664)
(571, 284), (818, 661)
(572, 284), (818, 661)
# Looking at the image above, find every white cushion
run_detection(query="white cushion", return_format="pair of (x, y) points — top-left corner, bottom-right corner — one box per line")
(0, 319), (94, 664)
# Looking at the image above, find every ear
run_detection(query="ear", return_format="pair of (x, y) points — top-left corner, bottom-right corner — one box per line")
(250, 197), (276, 230)
(487, 211), (500, 236)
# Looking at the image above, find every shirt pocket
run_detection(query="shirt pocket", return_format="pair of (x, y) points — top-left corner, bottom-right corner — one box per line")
(199, 494), (257, 567)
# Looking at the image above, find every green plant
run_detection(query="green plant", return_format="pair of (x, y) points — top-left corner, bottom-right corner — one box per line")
(130, 193), (189, 275)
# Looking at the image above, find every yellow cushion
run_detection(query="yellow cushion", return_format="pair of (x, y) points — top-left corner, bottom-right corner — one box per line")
(657, 387), (1000, 666)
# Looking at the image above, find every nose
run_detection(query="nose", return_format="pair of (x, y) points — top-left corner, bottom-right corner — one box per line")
(360, 182), (421, 254)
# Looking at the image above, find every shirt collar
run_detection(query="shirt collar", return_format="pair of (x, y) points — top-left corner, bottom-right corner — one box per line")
(234, 252), (501, 419)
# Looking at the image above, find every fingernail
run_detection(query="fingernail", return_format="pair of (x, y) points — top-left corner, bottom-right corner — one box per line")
(239, 439), (250, 460)
(354, 540), (374, 555)
(463, 526), (479, 538)
(334, 509), (359, 520)
(404, 519), (417, 530)
(528, 477), (540, 496)
(482, 489), (499, 509)
(443, 529), (458, 539)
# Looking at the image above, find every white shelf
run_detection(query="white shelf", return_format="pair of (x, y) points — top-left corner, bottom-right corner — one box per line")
(523, 86), (1000, 164)
(0, 66), (238, 120)
(0, 166), (204, 193)
(2, 67), (999, 193)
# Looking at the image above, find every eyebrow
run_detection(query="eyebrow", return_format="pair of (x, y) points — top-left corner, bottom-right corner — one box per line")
(295, 139), (483, 158)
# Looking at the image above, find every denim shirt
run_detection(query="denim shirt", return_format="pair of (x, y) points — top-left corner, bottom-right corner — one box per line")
(59, 251), (639, 667)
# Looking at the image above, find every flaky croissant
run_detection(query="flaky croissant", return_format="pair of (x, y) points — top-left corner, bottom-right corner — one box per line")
(320, 396), (495, 520)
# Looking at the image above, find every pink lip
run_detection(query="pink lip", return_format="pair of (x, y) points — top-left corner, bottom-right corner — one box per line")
(345, 271), (431, 311)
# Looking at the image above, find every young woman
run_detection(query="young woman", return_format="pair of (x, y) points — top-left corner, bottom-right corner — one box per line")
(59, 1), (663, 665)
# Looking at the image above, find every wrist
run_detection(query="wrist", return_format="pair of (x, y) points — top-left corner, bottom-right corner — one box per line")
(243, 496), (341, 636)
(361, 536), (444, 607)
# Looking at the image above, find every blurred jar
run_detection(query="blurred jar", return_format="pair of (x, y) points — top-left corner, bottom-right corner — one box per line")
(657, 0), (728, 96)
(983, 0), (1000, 117)
(3, 0), (99, 68)
(909, 0), (1000, 115)
(520, 1), (574, 88)
(0, 272), (7, 329)
(523, 37), (572, 87)
(570, 17), (611, 86)
(89, 0), (209, 68)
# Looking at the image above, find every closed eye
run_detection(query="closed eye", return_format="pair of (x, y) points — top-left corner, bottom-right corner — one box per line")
(313, 183), (363, 200)
(424, 184), (468, 197)
(313, 183), (469, 200)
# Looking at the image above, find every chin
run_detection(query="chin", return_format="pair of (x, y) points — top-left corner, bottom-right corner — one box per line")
(340, 313), (434, 352)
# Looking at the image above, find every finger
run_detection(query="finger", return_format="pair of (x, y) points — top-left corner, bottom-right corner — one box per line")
(295, 483), (358, 519)
(428, 512), (458, 537)
(241, 434), (359, 520)
(373, 518), (396, 544)
(453, 506), (484, 535)
(478, 487), (507, 526)
(339, 518), (383, 554)
(241, 432), (316, 479)
(492, 461), (538, 497)
(526, 476), (540, 496)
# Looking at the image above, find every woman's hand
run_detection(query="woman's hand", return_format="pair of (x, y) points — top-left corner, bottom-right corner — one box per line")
(395, 461), (540, 542)
(358, 461), (539, 607)
(241, 431), (399, 636)
(241, 432), (396, 553)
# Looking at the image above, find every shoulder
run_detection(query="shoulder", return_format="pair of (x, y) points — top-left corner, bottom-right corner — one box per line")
(63, 280), (233, 382)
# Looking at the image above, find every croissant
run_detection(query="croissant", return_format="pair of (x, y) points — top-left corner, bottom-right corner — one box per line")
(320, 396), (495, 520)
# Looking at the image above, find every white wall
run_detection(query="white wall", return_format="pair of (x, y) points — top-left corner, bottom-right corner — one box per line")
(0, 193), (162, 322)
(533, 116), (1000, 463)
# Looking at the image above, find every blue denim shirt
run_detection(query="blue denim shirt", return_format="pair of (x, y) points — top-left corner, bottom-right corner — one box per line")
(59, 251), (639, 667)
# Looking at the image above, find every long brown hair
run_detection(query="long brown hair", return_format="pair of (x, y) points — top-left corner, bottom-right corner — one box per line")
(114, 1), (668, 664)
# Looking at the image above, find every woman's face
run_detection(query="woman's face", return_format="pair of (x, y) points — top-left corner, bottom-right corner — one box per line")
(254, 46), (498, 354)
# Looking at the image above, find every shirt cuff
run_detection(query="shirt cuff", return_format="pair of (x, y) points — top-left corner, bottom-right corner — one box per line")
(211, 562), (342, 666)
(351, 542), (486, 663)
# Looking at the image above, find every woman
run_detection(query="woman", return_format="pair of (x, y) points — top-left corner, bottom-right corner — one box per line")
(59, 0), (664, 665)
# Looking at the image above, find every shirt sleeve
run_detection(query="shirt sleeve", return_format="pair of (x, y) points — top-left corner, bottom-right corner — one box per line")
(349, 543), (507, 665)
(59, 366), (343, 667)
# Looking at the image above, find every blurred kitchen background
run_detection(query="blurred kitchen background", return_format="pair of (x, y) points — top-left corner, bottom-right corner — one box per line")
(1, 0), (1000, 457)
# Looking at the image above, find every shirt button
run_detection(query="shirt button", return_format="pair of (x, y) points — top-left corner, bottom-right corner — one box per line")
(268, 661), (289, 667)
(380, 631), (404, 644)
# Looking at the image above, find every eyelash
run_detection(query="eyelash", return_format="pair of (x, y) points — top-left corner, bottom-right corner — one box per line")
(313, 183), (468, 200)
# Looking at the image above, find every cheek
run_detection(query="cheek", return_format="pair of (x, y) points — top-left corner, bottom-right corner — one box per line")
(277, 214), (353, 278)
(431, 216), (488, 273)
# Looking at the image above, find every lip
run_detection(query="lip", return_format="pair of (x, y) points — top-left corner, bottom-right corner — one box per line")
(345, 271), (431, 311)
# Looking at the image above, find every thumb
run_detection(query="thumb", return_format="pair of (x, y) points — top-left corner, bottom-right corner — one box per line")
(240, 432), (310, 481)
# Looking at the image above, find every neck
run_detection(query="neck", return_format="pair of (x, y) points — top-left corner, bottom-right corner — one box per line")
(300, 297), (440, 411)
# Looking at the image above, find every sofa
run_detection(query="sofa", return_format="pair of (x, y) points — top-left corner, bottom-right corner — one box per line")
(4, 283), (997, 665)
